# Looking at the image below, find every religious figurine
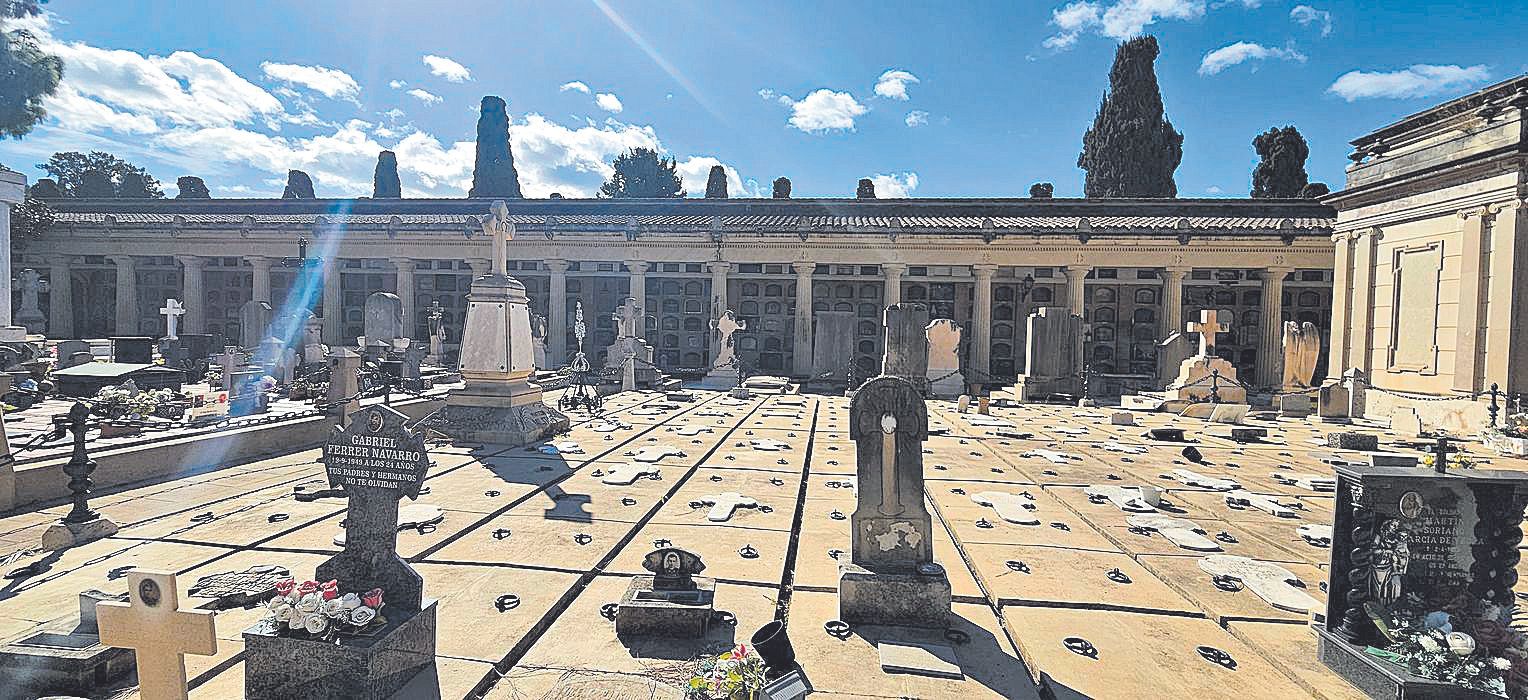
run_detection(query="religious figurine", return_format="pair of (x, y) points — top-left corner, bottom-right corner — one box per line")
(1281, 320), (1321, 389)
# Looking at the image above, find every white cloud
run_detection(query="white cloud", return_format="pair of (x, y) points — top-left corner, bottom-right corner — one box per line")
(407, 89), (442, 105)
(757, 88), (792, 106)
(777, 89), (868, 133)
(260, 62), (360, 101)
(594, 93), (623, 113)
(1328, 64), (1491, 101)
(1044, 0), (1207, 50)
(1198, 42), (1307, 75)
(559, 81), (591, 94)
(873, 70), (920, 100)
(388, 79), (407, 89)
(869, 172), (919, 198)
(1206, 185), (1223, 194)
(1290, 5), (1333, 37)
(422, 54), (471, 82)
(904, 110), (930, 127)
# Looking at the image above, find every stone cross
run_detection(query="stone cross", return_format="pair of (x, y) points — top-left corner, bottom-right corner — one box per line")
(613, 298), (642, 339)
(1224, 489), (1298, 518)
(710, 310), (745, 370)
(1021, 448), (1077, 464)
(216, 346), (238, 393)
(970, 491), (1040, 525)
(160, 299), (185, 340)
(96, 570), (217, 700)
(633, 445), (685, 463)
(698, 492), (758, 522)
(600, 463), (660, 485)
(1198, 555), (1321, 613)
(426, 300), (445, 363)
(1271, 472), (1337, 492)
(850, 375), (932, 572)
(1124, 513), (1222, 551)
(748, 438), (791, 451)
(1171, 469), (1241, 492)
(1187, 309), (1229, 357)
(1083, 484), (1161, 513)
(16, 268), (47, 330)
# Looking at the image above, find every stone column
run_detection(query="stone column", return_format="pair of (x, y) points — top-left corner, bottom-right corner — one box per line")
(708, 261), (730, 361)
(110, 255), (138, 336)
(1349, 228), (1383, 375)
(1063, 265), (1089, 318)
(792, 261), (814, 376)
(1484, 203), (1525, 392)
(547, 259), (569, 367)
(883, 263), (905, 308)
(247, 255), (273, 304)
(1326, 233), (1354, 379)
(177, 256), (205, 334)
(321, 260), (342, 345)
(1255, 266), (1293, 387)
(970, 264), (997, 380)
(1161, 266), (1190, 339)
(391, 257), (415, 339)
(47, 254), (74, 338)
(0, 170), (23, 330)
(626, 260), (649, 312)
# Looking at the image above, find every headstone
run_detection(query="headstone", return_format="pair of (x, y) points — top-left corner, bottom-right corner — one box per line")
(244, 405), (438, 699)
(1269, 471), (1337, 492)
(839, 375), (951, 628)
(358, 292), (405, 354)
(0, 589), (134, 698)
(97, 570), (218, 700)
(1155, 331), (1194, 390)
(1327, 431), (1379, 451)
(15, 268), (48, 333)
(1278, 393), (1313, 418)
(111, 337), (154, 364)
(530, 312), (548, 370)
(880, 304), (929, 385)
(924, 318), (963, 399)
(1014, 307), (1082, 401)
(159, 299), (185, 340)
(326, 348), (361, 419)
(254, 337), (285, 371)
(400, 344), (425, 388)
(1110, 411), (1135, 426)
(700, 308), (747, 389)
(1163, 310), (1248, 404)
(425, 301), (445, 365)
(1316, 379), (1351, 423)
(1281, 320), (1321, 390)
(301, 315), (326, 364)
(809, 310), (855, 385)
(1391, 407), (1424, 437)
(604, 297), (657, 388)
(1317, 464), (1528, 698)
(1198, 555), (1320, 613)
(187, 565), (292, 609)
(239, 301), (273, 349)
(615, 548), (715, 639)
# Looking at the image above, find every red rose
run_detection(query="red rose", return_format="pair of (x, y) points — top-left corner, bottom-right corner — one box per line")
(297, 580), (319, 596)
(363, 588), (383, 608)
(319, 579), (339, 601)
(274, 579), (296, 596)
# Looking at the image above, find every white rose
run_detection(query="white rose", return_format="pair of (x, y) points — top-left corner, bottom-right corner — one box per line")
(321, 598), (345, 618)
(339, 592), (362, 611)
(295, 592), (321, 613)
(349, 606), (377, 627)
(302, 612), (328, 634)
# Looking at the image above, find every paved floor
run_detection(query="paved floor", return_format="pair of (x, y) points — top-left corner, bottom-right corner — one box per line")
(1, 388), (1517, 699)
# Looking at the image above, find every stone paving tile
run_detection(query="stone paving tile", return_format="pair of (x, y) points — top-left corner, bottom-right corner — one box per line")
(934, 488), (1120, 552)
(966, 543), (1200, 614)
(417, 563), (582, 663)
(1137, 554), (1328, 625)
(425, 512), (636, 571)
(648, 468), (799, 531)
(1226, 621), (1371, 700)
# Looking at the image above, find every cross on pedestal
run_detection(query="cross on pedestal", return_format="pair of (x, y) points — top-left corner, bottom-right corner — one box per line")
(1186, 309), (1230, 357)
(698, 492), (758, 522)
(160, 299), (185, 340)
(96, 570), (217, 700)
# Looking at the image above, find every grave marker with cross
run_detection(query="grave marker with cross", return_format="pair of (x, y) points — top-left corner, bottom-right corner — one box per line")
(160, 299), (185, 340)
(96, 570), (217, 700)
(697, 492), (758, 522)
(1187, 309), (1230, 357)
(601, 463), (660, 485)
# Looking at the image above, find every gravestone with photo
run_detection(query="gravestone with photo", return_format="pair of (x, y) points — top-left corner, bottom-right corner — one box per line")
(243, 405), (437, 700)
(1317, 461), (1528, 699)
(615, 547), (716, 640)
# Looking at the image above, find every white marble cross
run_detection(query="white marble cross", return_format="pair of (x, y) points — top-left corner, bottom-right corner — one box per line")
(1125, 513), (1222, 552)
(1021, 449), (1078, 464)
(971, 491), (1041, 525)
(964, 414), (1014, 429)
(601, 464), (660, 485)
(1187, 309), (1230, 357)
(1084, 484), (1161, 513)
(698, 492), (758, 521)
(553, 441), (584, 454)
(1171, 469), (1241, 492)
(695, 409), (734, 418)
(1047, 426), (1089, 436)
(1224, 489), (1298, 518)
(749, 439), (791, 451)
(1270, 472), (1337, 492)
(159, 299), (185, 340)
(1098, 441), (1148, 455)
(633, 445), (686, 463)
(97, 570), (217, 700)
(1197, 555), (1321, 614)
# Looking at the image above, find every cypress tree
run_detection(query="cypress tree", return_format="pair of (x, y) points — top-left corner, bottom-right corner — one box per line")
(175, 176), (211, 198)
(1300, 182), (1330, 199)
(1077, 35), (1183, 198)
(772, 177), (791, 199)
(1029, 182), (1054, 198)
(598, 148), (684, 198)
(856, 178), (876, 199)
(373, 150), (402, 198)
(79, 169), (113, 198)
(704, 165), (728, 198)
(282, 170), (315, 199)
(468, 96), (523, 198)
(117, 172), (152, 197)
(28, 177), (60, 199)
(1250, 126), (1310, 198)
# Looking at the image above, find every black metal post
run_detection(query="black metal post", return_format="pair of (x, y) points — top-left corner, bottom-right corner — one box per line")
(1433, 435), (1451, 474)
(1489, 382), (1500, 427)
(61, 402), (100, 524)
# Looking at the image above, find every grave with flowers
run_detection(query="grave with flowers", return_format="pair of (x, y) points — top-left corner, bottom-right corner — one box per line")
(242, 405), (437, 699)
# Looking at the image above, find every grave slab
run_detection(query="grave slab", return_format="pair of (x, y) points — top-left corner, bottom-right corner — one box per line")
(963, 544), (1199, 615)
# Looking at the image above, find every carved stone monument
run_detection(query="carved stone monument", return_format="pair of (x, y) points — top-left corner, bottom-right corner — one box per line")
(838, 375), (951, 628)
(605, 297), (657, 389)
(1014, 306), (1082, 401)
(881, 303), (929, 386)
(1317, 462), (1528, 699)
(440, 200), (569, 445)
(925, 318), (963, 398)
(530, 312), (548, 370)
(1155, 331), (1194, 391)
(699, 308), (745, 389)
(244, 405), (438, 700)
(810, 310), (856, 386)
(97, 570), (217, 700)
(1164, 310), (1247, 404)
(159, 298), (185, 340)
(357, 291), (406, 355)
(425, 300), (445, 365)
(239, 300), (273, 349)
(14, 268), (47, 334)
(615, 547), (715, 639)
(1279, 320), (1321, 417)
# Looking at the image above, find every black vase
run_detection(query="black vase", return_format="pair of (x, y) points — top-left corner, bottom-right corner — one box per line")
(750, 620), (795, 677)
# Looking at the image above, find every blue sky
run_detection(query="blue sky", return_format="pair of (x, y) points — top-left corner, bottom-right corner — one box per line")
(0, 0), (1521, 199)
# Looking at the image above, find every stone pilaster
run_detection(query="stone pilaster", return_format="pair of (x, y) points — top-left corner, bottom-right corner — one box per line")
(1161, 266), (1190, 339)
(708, 261), (730, 361)
(793, 261), (814, 376)
(1063, 265), (1089, 318)
(248, 255), (273, 304)
(1484, 203), (1525, 392)
(547, 259), (569, 367)
(109, 255), (138, 336)
(47, 254), (74, 338)
(1255, 267), (1293, 388)
(321, 259), (342, 345)
(391, 257), (416, 339)
(1349, 228), (1383, 375)
(177, 256), (205, 334)
(1326, 233), (1354, 380)
(970, 264), (997, 381)
(0, 170), (24, 329)
(1452, 210), (1489, 393)
(883, 263), (905, 308)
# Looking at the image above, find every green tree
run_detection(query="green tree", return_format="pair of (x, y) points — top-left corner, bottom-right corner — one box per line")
(1300, 182), (1330, 199)
(598, 148), (684, 198)
(856, 178), (875, 199)
(373, 150), (401, 198)
(10, 193), (53, 246)
(772, 177), (791, 199)
(40, 151), (163, 198)
(704, 165), (728, 198)
(118, 171), (152, 198)
(78, 169), (113, 198)
(175, 176), (210, 198)
(282, 170), (314, 198)
(27, 176), (59, 198)
(0, 0), (62, 140)
(1251, 126), (1310, 198)
(468, 96), (522, 198)
(1078, 36), (1183, 198)
(1029, 182), (1054, 198)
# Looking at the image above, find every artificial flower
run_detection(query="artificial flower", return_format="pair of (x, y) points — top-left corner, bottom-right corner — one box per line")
(269, 602), (293, 624)
(349, 606), (377, 626)
(338, 592), (362, 611)
(1446, 632), (1477, 656)
(302, 612), (328, 634)
(274, 579), (296, 597)
(1493, 657), (1513, 671)
(1472, 620), (1514, 649)
(296, 580), (319, 596)
(321, 597), (345, 618)
(319, 579), (339, 600)
(295, 592), (321, 614)
(363, 588), (383, 608)
(1418, 636), (1442, 653)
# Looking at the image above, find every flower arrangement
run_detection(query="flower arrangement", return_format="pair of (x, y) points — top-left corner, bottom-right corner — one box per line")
(685, 644), (767, 700)
(1487, 414), (1528, 457)
(1421, 452), (1476, 470)
(1500, 414), (1528, 440)
(91, 385), (179, 420)
(260, 578), (385, 640)
(1370, 591), (1524, 698)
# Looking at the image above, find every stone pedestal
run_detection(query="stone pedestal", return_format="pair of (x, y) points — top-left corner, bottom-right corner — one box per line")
(1277, 393), (1312, 418)
(41, 518), (119, 551)
(243, 599), (437, 700)
(838, 562), (951, 629)
(614, 575), (715, 639)
(1317, 380), (1351, 423)
(1163, 355), (1247, 404)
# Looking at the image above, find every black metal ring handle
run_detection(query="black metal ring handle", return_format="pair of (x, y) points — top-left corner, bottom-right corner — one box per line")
(621, 497), (637, 506)
(712, 610), (737, 626)
(653, 538), (672, 548)
(415, 522), (437, 535)
(1063, 637), (1099, 659)
(267, 513), (289, 523)
(944, 629), (971, 645)
(485, 490), (501, 497)
(829, 509), (846, 520)
(1106, 568), (1132, 584)
(495, 594), (520, 612)
(1216, 531), (1238, 544)
(1006, 560), (1031, 573)
(191, 512), (214, 523)
(1211, 574), (1244, 592)
(600, 603), (618, 620)
(824, 620), (851, 639)
(1051, 522), (1071, 531)
(738, 544), (759, 559)
(951, 487), (966, 495)
(573, 533), (593, 545)
(1197, 645), (1236, 669)
(493, 528), (512, 540)
(975, 518), (994, 529)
